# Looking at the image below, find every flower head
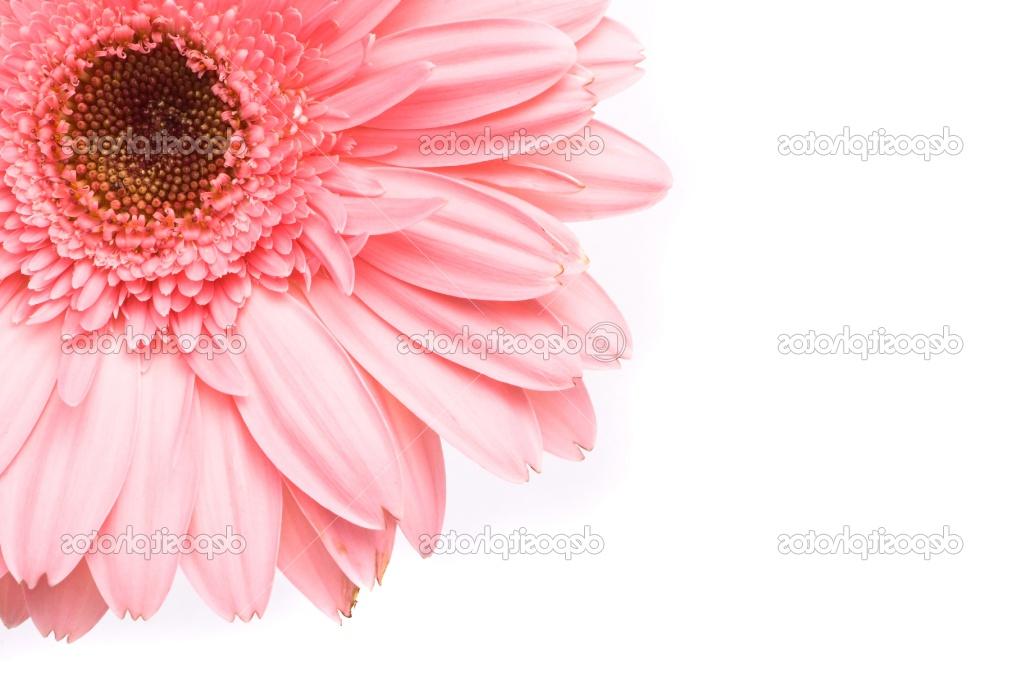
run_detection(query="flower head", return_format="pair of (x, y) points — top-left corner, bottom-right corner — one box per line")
(0, 0), (670, 641)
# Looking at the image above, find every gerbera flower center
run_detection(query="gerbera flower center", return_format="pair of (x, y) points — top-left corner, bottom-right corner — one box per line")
(62, 42), (233, 221)
(6, 4), (349, 305)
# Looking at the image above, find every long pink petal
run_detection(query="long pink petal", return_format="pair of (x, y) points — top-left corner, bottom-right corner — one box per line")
(319, 161), (386, 198)
(526, 380), (596, 461)
(537, 273), (633, 368)
(378, 0), (609, 41)
(299, 213), (356, 294)
(341, 196), (447, 236)
(180, 385), (282, 622)
(358, 169), (585, 300)
(186, 351), (253, 397)
(364, 19), (576, 129)
(436, 160), (586, 194)
(308, 278), (541, 481)
(234, 288), (401, 529)
(576, 18), (646, 100)
(505, 121), (672, 220)
(287, 483), (395, 588)
(87, 355), (199, 620)
(319, 61), (435, 131)
(278, 486), (359, 622)
(355, 260), (582, 390)
(0, 296), (61, 474)
(56, 344), (101, 407)
(371, 380), (446, 555)
(0, 352), (140, 588)
(351, 72), (595, 167)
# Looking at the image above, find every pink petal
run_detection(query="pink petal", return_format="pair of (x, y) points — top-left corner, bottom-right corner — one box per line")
(378, 0), (609, 41)
(505, 121), (672, 221)
(57, 345), (101, 407)
(77, 285), (120, 332)
(320, 161), (386, 197)
(186, 351), (253, 397)
(321, 0), (402, 49)
(341, 196), (447, 236)
(277, 486), (359, 623)
(24, 560), (107, 643)
(526, 380), (596, 461)
(87, 355), (199, 620)
(364, 20), (576, 129)
(0, 297), (61, 474)
(0, 253), (23, 282)
(180, 386), (282, 622)
(351, 72), (595, 167)
(0, 352), (140, 588)
(305, 184), (349, 233)
(537, 273), (633, 368)
(234, 288), (401, 529)
(287, 483), (395, 589)
(358, 169), (585, 300)
(299, 40), (369, 99)
(308, 277), (542, 481)
(372, 380), (446, 555)
(437, 159), (586, 194)
(299, 214), (356, 294)
(576, 18), (646, 100)
(355, 260), (582, 390)
(0, 573), (28, 628)
(319, 60), (435, 130)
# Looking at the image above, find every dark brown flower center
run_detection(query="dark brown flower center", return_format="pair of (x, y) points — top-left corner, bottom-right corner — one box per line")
(62, 42), (234, 220)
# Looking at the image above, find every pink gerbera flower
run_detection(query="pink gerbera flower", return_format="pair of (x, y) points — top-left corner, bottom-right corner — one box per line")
(0, 0), (670, 641)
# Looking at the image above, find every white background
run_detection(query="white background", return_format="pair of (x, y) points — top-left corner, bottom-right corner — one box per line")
(4, 1), (1020, 682)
